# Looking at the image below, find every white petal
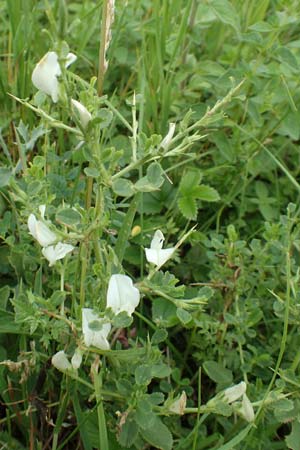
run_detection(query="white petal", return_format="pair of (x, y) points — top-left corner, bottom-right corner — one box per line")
(39, 204), (46, 219)
(240, 394), (255, 422)
(31, 51), (76, 102)
(150, 230), (165, 250)
(82, 308), (111, 350)
(71, 99), (92, 128)
(161, 122), (175, 149)
(28, 214), (38, 240)
(36, 222), (57, 247)
(145, 247), (175, 267)
(71, 349), (82, 370)
(42, 243), (74, 266)
(107, 274), (140, 317)
(52, 350), (72, 371)
(32, 52), (60, 102)
(65, 52), (77, 68)
(224, 381), (246, 404)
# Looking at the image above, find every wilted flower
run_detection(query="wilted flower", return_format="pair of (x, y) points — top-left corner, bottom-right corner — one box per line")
(107, 274), (140, 317)
(161, 123), (175, 149)
(239, 393), (255, 422)
(52, 350), (72, 372)
(224, 381), (246, 403)
(42, 242), (74, 267)
(71, 99), (92, 129)
(145, 230), (175, 267)
(28, 213), (57, 247)
(82, 308), (111, 350)
(32, 51), (77, 102)
(169, 391), (187, 415)
(71, 348), (82, 370)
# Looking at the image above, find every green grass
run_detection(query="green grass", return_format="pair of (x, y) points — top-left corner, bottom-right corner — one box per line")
(1, 0), (300, 449)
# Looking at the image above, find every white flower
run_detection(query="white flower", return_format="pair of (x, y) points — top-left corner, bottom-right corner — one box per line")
(82, 308), (111, 350)
(169, 391), (187, 415)
(224, 381), (247, 404)
(52, 350), (72, 371)
(42, 242), (74, 266)
(107, 274), (140, 317)
(239, 393), (255, 422)
(32, 51), (77, 102)
(28, 213), (57, 247)
(71, 348), (82, 370)
(161, 123), (175, 149)
(145, 230), (175, 267)
(71, 99), (92, 129)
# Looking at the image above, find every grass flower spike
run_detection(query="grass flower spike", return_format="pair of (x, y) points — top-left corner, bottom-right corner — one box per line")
(106, 274), (140, 317)
(82, 308), (111, 350)
(32, 51), (76, 102)
(145, 230), (175, 267)
(28, 213), (57, 247)
(42, 243), (74, 267)
(71, 99), (92, 128)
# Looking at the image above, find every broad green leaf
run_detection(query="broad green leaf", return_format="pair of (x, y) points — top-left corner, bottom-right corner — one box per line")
(0, 168), (12, 187)
(193, 185), (220, 202)
(146, 162), (164, 187)
(112, 178), (134, 197)
(203, 361), (233, 385)
(135, 398), (156, 430)
(135, 365), (152, 386)
(178, 196), (197, 220)
(0, 285), (10, 309)
(115, 193), (140, 264)
(210, 0), (240, 33)
(179, 170), (202, 196)
(56, 208), (81, 226)
(118, 416), (139, 447)
(84, 167), (100, 178)
(140, 416), (173, 450)
(151, 364), (172, 378)
(151, 328), (168, 344)
(286, 421), (300, 450)
(176, 308), (192, 325)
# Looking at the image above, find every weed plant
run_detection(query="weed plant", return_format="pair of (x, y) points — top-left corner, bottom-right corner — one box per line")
(1, 1), (300, 449)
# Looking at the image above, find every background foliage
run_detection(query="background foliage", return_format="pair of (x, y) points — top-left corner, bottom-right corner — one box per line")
(1, 0), (300, 449)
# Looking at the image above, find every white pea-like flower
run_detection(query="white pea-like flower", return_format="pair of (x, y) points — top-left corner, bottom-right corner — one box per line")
(52, 350), (72, 372)
(224, 381), (247, 404)
(161, 122), (175, 149)
(145, 230), (175, 267)
(82, 308), (111, 350)
(71, 99), (92, 129)
(42, 243), (74, 267)
(28, 213), (57, 247)
(106, 274), (140, 317)
(71, 348), (83, 370)
(239, 393), (255, 422)
(32, 51), (77, 102)
(169, 391), (187, 415)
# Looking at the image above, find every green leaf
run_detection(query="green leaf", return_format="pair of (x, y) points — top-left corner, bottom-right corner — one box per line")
(135, 365), (152, 386)
(203, 361), (233, 385)
(151, 364), (172, 378)
(118, 416), (139, 447)
(151, 328), (168, 344)
(112, 178), (135, 197)
(210, 0), (240, 33)
(146, 162), (164, 187)
(0, 285), (10, 309)
(179, 170), (202, 196)
(140, 416), (173, 450)
(176, 308), (192, 325)
(56, 208), (81, 226)
(178, 196), (197, 220)
(135, 398), (156, 430)
(0, 167), (12, 187)
(286, 420), (300, 450)
(115, 193), (140, 264)
(0, 310), (22, 334)
(84, 167), (100, 178)
(193, 185), (220, 202)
